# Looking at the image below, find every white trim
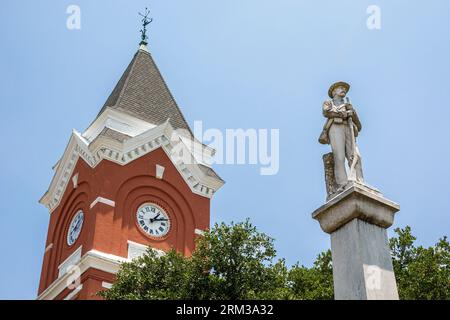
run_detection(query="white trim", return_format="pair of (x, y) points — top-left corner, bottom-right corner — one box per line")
(127, 240), (149, 250)
(102, 282), (113, 289)
(127, 241), (147, 260)
(194, 228), (205, 236)
(58, 246), (82, 278)
(139, 44), (149, 53)
(44, 243), (53, 253)
(72, 173), (79, 189)
(37, 249), (127, 300)
(90, 197), (116, 209)
(52, 160), (61, 171)
(127, 240), (165, 260)
(37, 246), (169, 300)
(64, 284), (83, 300)
(128, 240), (166, 260)
(82, 108), (156, 143)
(155, 164), (165, 179)
(40, 111), (224, 214)
(179, 135), (215, 167)
(85, 250), (128, 269)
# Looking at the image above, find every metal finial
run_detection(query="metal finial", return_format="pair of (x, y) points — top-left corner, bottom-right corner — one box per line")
(138, 7), (153, 45)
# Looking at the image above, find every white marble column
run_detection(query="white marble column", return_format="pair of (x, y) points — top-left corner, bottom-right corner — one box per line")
(312, 183), (400, 300)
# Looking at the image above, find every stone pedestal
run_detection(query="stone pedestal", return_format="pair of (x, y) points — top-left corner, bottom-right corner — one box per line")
(312, 182), (400, 300)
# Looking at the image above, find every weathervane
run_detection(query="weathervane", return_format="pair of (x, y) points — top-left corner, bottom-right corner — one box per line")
(139, 7), (153, 45)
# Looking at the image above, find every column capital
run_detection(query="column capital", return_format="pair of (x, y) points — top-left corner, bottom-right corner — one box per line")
(312, 182), (400, 234)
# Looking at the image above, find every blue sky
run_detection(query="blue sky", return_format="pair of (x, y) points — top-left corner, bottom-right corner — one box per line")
(1, 0), (449, 299)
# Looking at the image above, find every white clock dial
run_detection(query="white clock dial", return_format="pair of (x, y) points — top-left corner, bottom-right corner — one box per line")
(136, 203), (171, 238)
(67, 210), (84, 246)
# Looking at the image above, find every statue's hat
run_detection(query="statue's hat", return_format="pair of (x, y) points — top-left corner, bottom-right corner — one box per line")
(328, 81), (350, 98)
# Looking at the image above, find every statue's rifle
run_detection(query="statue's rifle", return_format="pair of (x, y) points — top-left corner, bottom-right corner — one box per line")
(345, 97), (359, 181)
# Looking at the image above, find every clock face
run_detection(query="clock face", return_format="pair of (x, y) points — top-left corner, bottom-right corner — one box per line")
(67, 210), (84, 246)
(136, 203), (171, 238)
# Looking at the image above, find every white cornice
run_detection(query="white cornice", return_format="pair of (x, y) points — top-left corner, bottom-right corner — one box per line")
(64, 284), (83, 300)
(82, 107), (156, 143)
(37, 249), (126, 300)
(40, 109), (224, 214)
(37, 247), (166, 300)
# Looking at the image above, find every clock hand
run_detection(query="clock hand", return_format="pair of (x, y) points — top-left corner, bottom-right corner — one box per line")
(153, 218), (168, 222)
(73, 220), (82, 231)
(149, 213), (161, 223)
(141, 216), (154, 223)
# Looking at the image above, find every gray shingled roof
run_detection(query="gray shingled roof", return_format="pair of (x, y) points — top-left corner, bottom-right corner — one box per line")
(98, 47), (192, 134)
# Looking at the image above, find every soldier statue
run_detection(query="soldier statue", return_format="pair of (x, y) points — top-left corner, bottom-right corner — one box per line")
(319, 81), (364, 193)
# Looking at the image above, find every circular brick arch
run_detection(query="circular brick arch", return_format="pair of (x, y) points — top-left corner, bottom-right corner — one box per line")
(48, 181), (90, 283)
(112, 175), (196, 256)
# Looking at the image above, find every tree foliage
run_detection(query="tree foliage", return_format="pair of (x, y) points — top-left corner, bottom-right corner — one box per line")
(390, 226), (450, 300)
(101, 221), (449, 300)
(101, 220), (291, 300)
(288, 250), (334, 300)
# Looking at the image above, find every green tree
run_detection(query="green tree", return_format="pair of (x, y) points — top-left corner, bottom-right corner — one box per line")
(101, 221), (449, 300)
(99, 249), (190, 299)
(390, 226), (450, 300)
(288, 250), (334, 300)
(101, 220), (290, 300)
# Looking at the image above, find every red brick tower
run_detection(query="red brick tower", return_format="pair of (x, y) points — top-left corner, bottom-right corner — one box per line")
(37, 43), (224, 300)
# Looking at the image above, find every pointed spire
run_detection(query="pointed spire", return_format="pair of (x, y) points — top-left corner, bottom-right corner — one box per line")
(96, 7), (193, 135)
(98, 46), (192, 135)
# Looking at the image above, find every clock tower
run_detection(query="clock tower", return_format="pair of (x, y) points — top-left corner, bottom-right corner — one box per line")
(37, 42), (224, 300)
